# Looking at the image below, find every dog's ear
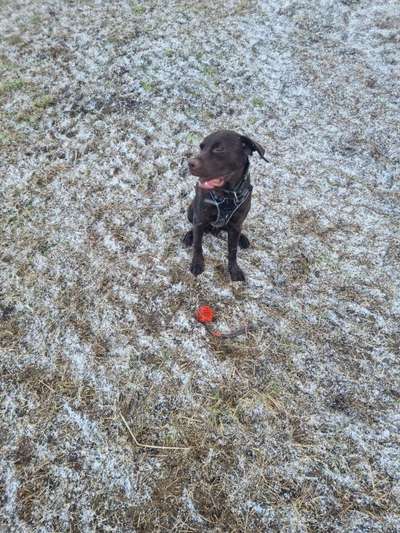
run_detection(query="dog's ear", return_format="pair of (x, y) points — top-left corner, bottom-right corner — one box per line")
(240, 135), (269, 162)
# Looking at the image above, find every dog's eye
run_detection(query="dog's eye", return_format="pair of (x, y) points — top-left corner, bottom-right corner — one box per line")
(212, 146), (224, 153)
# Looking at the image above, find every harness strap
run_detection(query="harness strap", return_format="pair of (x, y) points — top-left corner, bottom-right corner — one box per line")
(203, 170), (252, 228)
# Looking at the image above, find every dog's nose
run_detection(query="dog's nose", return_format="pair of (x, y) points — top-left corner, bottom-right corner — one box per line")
(188, 158), (199, 171)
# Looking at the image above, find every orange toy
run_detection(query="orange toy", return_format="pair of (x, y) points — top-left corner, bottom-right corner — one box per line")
(194, 305), (214, 324)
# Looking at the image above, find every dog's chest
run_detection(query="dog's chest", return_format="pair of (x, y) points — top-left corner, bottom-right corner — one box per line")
(202, 184), (252, 228)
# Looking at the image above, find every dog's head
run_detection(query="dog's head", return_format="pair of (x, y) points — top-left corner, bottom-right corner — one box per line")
(188, 130), (267, 190)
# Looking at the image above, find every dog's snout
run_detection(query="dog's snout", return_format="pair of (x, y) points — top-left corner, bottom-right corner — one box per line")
(188, 158), (200, 171)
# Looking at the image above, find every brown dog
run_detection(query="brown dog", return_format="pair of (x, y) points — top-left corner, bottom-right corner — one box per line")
(183, 130), (267, 281)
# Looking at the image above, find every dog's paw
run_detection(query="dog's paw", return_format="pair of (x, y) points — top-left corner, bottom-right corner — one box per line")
(229, 265), (245, 282)
(239, 234), (250, 249)
(182, 230), (193, 247)
(190, 258), (205, 276)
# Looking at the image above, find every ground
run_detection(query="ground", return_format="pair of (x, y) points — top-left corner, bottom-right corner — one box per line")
(0, 0), (399, 531)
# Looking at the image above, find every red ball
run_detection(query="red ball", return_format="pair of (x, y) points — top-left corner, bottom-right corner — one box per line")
(195, 305), (214, 323)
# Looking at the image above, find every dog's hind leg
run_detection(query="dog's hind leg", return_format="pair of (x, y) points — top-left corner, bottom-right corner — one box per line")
(187, 202), (193, 223)
(239, 233), (250, 249)
(209, 226), (221, 237)
(182, 203), (194, 246)
(182, 230), (193, 247)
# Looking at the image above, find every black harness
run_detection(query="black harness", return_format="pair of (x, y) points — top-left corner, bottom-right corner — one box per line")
(203, 169), (252, 228)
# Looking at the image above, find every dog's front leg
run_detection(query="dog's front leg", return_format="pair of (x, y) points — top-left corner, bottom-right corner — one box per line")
(228, 226), (245, 281)
(190, 224), (205, 276)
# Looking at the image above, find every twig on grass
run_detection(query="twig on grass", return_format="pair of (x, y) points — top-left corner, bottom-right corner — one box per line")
(119, 412), (191, 451)
(204, 322), (258, 338)
(39, 380), (56, 393)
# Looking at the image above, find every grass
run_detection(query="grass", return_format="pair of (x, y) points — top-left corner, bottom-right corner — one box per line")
(0, 129), (23, 147)
(0, 78), (24, 96)
(251, 97), (264, 108)
(1, 0), (399, 531)
(15, 93), (56, 125)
